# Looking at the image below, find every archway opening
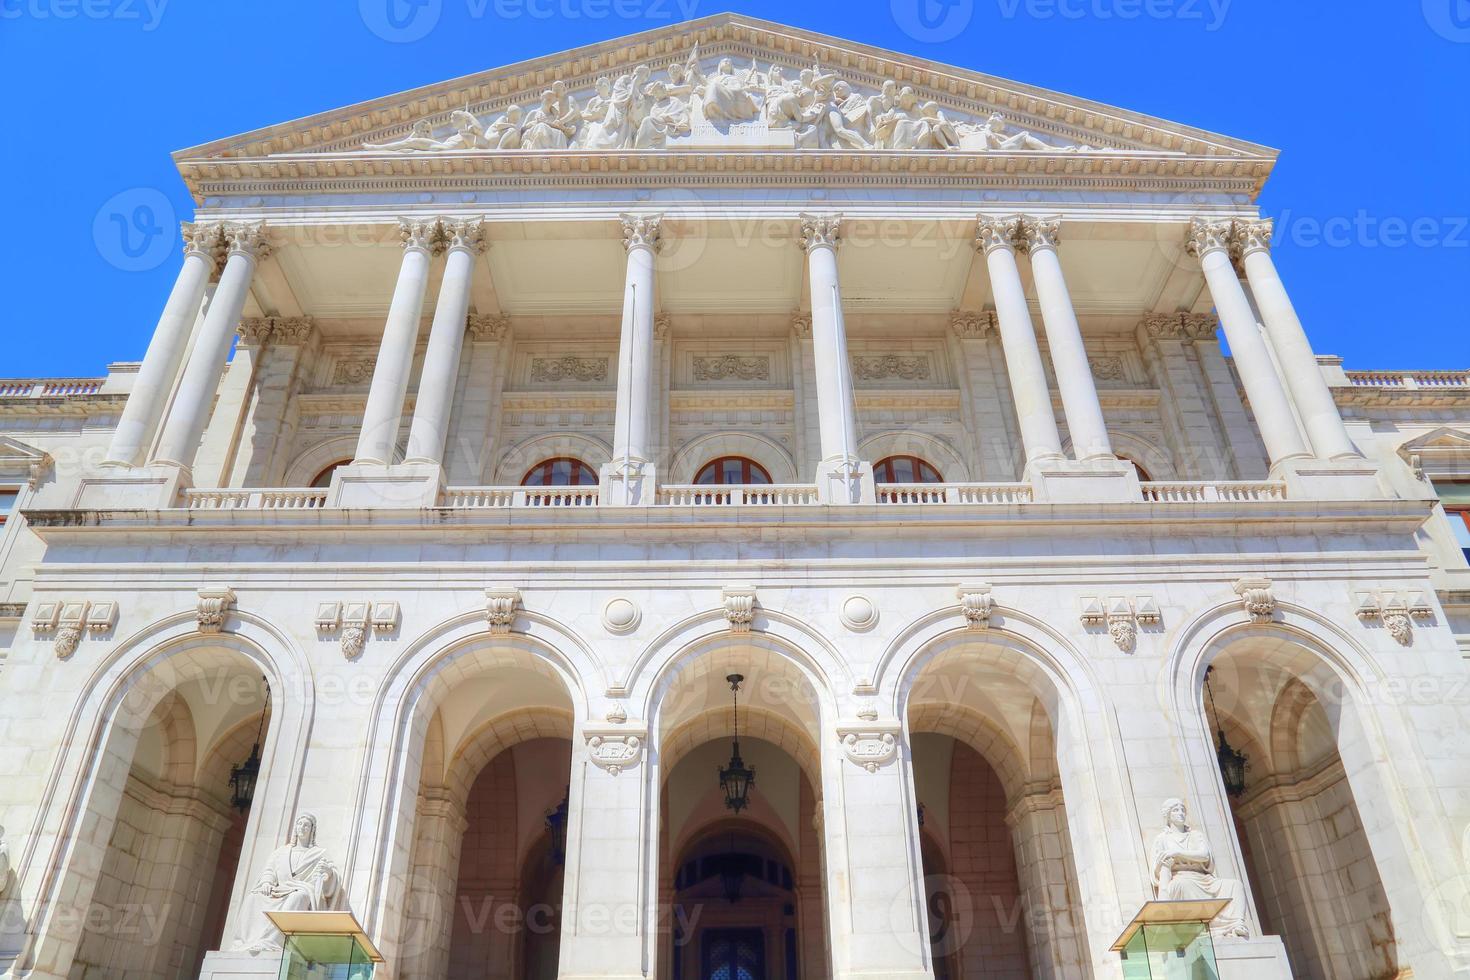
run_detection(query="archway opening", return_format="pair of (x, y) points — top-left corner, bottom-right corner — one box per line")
(69, 650), (271, 979)
(1205, 640), (1399, 980)
(905, 638), (1092, 979)
(396, 647), (577, 980)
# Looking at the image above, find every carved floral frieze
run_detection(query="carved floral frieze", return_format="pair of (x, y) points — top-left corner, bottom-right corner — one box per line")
(851, 355), (931, 383)
(694, 355), (770, 383)
(530, 356), (609, 385)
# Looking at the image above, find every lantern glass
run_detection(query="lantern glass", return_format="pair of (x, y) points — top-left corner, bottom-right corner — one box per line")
(230, 743), (261, 812)
(719, 746), (755, 813)
(1216, 730), (1249, 798)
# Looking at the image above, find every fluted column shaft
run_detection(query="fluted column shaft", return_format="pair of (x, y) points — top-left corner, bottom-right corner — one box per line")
(1021, 217), (1114, 461)
(977, 217), (1064, 467)
(1188, 219), (1312, 469)
(800, 213), (861, 468)
(1234, 219), (1359, 460)
(405, 220), (483, 466)
(106, 224), (220, 466)
(611, 214), (661, 472)
(354, 219), (440, 466)
(152, 222), (269, 472)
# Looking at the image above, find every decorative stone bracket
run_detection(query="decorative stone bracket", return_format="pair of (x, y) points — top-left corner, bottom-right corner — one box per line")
(485, 586), (523, 635)
(1081, 595), (1160, 652)
(836, 722), (902, 773)
(316, 600), (400, 658)
(1354, 589), (1433, 647)
(32, 598), (117, 657)
(584, 724), (647, 776)
(722, 585), (757, 634)
(196, 587), (236, 634)
(958, 583), (995, 630)
(1233, 578), (1276, 624)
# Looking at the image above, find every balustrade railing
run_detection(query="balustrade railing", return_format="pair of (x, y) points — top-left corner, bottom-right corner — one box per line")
(444, 487), (600, 508)
(0, 378), (105, 398)
(877, 483), (1034, 504)
(1140, 481), (1287, 503)
(1346, 370), (1470, 389)
(657, 484), (820, 506)
(184, 488), (330, 510)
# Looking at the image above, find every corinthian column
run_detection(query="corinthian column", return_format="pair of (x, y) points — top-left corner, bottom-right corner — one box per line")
(405, 219), (483, 467)
(152, 222), (271, 475)
(976, 217), (1064, 469)
(1187, 219), (1311, 469)
(1019, 217), (1114, 461)
(1233, 219), (1359, 460)
(800, 213), (869, 503)
(606, 213), (661, 505)
(106, 223), (222, 467)
(354, 218), (441, 466)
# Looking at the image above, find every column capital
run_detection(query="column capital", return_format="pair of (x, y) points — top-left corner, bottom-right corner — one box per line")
(950, 309), (998, 339)
(1231, 218), (1274, 258)
(222, 220), (272, 262)
(398, 217), (443, 254)
(271, 316), (317, 345)
(791, 311), (813, 339)
(1140, 313), (1185, 339)
(620, 212), (664, 253)
(181, 221), (225, 268)
(440, 217), (485, 255)
(1185, 217), (1234, 258)
(799, 212), (843, 252)
(1181, 313), (1220, 341)
(466, 313), (510, 342)
(654, 312), (673, 342)
(1017, 215), (1063, 254)
(236, 318), (276, 346)
(975, 215), (1023, 255)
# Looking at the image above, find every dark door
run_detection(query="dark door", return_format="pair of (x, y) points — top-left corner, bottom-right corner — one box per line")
(701, 927), (766, 980)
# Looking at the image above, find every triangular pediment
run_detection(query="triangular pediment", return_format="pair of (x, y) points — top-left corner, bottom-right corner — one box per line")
(177, 13), (1273, 166)
(0, 437), (52, 489)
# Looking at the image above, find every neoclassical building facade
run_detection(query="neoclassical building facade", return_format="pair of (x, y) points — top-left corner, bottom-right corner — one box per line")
(0, 14), (1468, 980)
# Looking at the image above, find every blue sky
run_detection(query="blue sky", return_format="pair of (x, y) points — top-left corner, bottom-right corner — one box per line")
(1, 0), (1465, 377)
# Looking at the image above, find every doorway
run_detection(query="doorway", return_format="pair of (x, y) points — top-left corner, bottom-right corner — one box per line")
(701, 927), (766, 980)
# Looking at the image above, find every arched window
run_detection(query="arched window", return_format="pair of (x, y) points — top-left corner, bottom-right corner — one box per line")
(522, 458), (599, 487)
(694, 456), (771, 486)
(309, 460), (352, 489)
(874, 455), (943, 484)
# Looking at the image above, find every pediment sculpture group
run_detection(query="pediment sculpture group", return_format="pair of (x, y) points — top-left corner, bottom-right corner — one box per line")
(363, 48), (1097, 154)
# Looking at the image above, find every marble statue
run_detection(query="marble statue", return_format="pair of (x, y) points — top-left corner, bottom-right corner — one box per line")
(1149, 799), (1252, 938)
(234, 813), (342, 953)
(357, 53), (1126, 155)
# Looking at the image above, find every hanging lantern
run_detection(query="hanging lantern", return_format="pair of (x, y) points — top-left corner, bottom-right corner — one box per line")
(1205, 666), (1249, 798)
(229, 678), (270, 812)
(716, 850), (745, 904)
(718, 674), (755, 814)
(544, 791), (570, 866)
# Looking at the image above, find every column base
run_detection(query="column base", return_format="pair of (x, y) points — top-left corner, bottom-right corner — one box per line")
(73, 462), (190, 509)
(1213, 934), (1293, 980)
(1027, 456), (1140, 503)
(601, 458), (657, 506)
(815, 457), (874, 505)
(197, 949), (282, 979)
(327, 462), (445, 508)
(1272, 458), (1386, 500)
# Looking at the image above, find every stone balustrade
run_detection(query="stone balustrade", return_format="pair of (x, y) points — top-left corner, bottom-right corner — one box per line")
(877, 482), (1034, 504)
(1140, 481), (1287, 503)
(0, 378), (105, 398)
(1345, 370), (1470, 389)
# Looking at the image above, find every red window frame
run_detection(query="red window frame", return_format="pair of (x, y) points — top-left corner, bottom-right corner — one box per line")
(309, 461), (352, 489)
(873, 455), (944, 484)
(521, 457), (599, 487)
(694, 456), (772, 486)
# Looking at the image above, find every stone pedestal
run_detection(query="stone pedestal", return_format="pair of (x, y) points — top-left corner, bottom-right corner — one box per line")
(600, 460), (657, 506)
(327, 462), (444, 509)
(1213, 935), (1293, 980)
(197, 949), (282, 980)
(73, 464), (190, 509)
(1275, 459), (1387, 500)
(1028, 457), (1141, 503)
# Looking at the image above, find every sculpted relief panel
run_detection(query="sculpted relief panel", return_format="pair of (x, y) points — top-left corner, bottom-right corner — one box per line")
(359, 49), (1135, 155)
